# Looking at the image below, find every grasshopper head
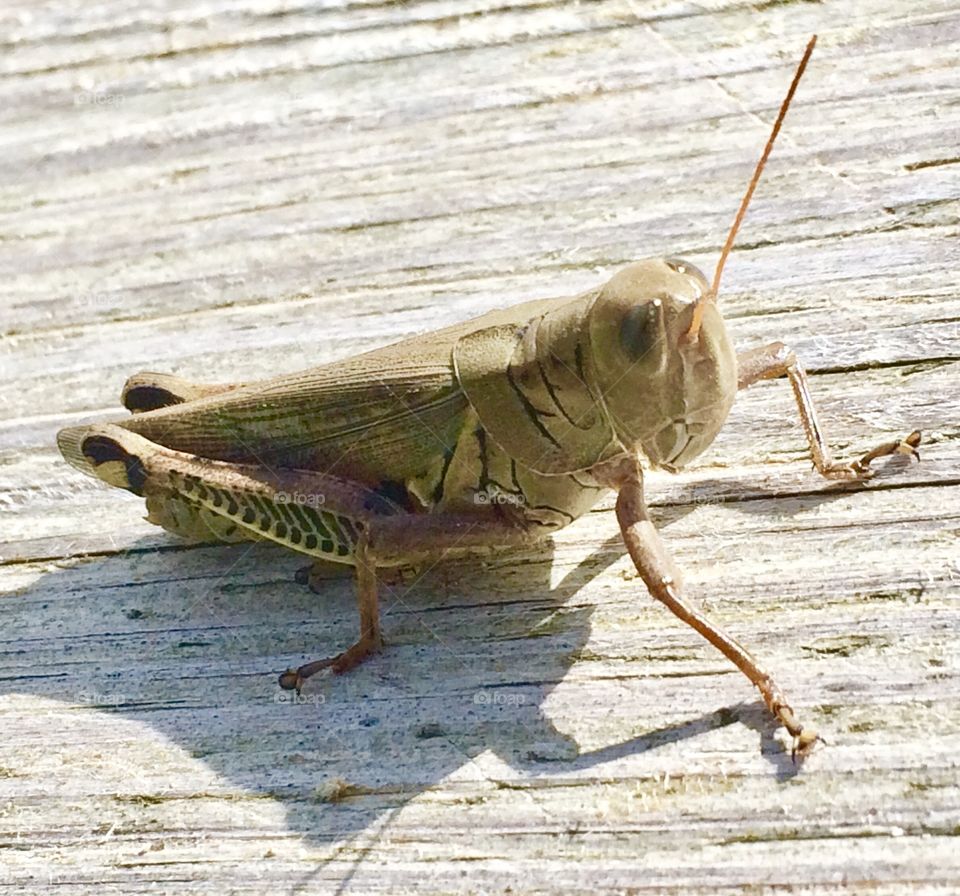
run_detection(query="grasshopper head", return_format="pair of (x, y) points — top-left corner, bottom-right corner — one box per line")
(586, 258), (736, 471)
(583, 38), (818, 472)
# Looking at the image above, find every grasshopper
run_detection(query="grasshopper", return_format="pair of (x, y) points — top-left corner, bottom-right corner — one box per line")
(58, 37), (920, 757)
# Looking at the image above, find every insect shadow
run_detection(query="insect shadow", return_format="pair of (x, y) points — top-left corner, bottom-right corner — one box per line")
(3, 521), (794, 855)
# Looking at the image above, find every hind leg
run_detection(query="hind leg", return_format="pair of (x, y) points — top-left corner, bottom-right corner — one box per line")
(70, 424), (541, 692)
(145, 491), (261, 544)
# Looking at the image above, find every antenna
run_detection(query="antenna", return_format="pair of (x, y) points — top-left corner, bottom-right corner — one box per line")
(686, 35), (817, 340)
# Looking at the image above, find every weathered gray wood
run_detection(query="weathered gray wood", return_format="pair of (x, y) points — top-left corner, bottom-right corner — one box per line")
(1, 1), (959, 892)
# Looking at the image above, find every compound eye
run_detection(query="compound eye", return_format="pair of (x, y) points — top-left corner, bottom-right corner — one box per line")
(619, 299), (662, 361)
(664, 258), (707, 283)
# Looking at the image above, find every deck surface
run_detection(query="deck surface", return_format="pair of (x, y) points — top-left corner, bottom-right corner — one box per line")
(1, 1), (959, 893)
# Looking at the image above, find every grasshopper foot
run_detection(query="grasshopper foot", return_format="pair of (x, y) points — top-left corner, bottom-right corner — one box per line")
(818, 430), (921, 481)
(760, 679), (823, 762)
(379, 564), (421, 587)
(278, 633), (384, 693)
(295, 561), (351, 592)
(790, 727), (824, 763)
(294, 561), (417, 594)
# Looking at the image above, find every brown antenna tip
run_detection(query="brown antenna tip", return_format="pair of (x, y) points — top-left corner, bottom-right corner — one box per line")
(687, 35), (817, 341)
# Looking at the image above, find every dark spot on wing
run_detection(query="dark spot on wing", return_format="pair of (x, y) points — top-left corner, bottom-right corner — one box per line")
(123, 386), (184, 413)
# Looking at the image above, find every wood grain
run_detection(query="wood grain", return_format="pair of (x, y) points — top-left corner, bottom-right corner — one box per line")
(1, 1), (958, 892)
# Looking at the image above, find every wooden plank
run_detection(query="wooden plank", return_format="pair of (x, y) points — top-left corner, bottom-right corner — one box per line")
(1, 1), (959, 892)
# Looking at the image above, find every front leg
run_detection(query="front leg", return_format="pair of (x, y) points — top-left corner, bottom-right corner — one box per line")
(737, 342), (920, 480)
(594, 456), (820, 759)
